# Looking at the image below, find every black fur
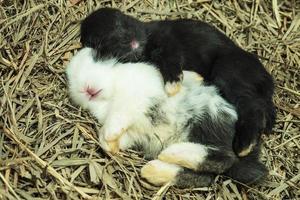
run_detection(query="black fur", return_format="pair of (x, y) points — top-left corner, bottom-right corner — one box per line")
(224, 142), (268, 185)
(80, 8), (276, 156)
(80, 8), (146, 62)
(179, 106), (267, 186)
(133, 83), (267, 186)
(175, 169), (215, 188)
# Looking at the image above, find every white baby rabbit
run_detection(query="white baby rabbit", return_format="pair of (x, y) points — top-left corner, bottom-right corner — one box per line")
(66, 48), (268, 188)
(66, 47), (166, 143)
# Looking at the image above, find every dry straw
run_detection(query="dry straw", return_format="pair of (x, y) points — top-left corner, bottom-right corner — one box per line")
(0, 0), (299, 199)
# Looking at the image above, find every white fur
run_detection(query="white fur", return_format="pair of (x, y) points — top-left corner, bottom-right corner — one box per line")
(101, 61), (166, 141)
(66, 48), (116, 122)
(158, 142), (208, 170)
(66, 48), (166, 141)
(66, 48), (237, 159)
(141, 160), (182, 186)
(180, 71), (238, 121)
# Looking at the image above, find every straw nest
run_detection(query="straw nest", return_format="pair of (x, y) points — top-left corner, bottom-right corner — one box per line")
(0, 0), (299, 199)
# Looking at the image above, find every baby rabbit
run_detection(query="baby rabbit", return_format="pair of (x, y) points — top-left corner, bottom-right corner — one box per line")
(66, 48), (267, 188)
(80, 8), (276, 157)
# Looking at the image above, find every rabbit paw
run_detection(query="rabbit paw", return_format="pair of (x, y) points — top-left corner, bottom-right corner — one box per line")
(158, 143), (208, 170)
(233, 128), (258, 157)
(238, 143), (256, 157)
(141, 160), (181, 186)
(165, 81), (182, 97)
(193, 73), (203, 81)
(103, 116), (129, 142)
(99, 131), (122, 154)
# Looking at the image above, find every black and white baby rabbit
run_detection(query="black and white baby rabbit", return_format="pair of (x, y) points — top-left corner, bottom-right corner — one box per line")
(80, 8), (276, 157)
(66, 48), (268, 188)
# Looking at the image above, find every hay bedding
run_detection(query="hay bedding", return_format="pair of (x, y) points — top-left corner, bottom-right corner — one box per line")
(0, 0), (299, 199)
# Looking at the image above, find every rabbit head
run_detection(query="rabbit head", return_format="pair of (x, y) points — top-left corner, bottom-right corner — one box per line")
(66, 47), (117, 122)
(80, 8), (147, 62)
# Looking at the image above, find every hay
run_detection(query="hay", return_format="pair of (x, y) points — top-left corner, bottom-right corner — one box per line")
(0, 0), (299, 199)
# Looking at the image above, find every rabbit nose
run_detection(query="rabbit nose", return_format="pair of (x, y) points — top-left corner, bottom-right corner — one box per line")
(86, 87), (101, 98)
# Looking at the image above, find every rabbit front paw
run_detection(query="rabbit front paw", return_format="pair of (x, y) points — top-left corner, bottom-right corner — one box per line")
(99, 132), (121, 154)
(165, 81), (182, 96)
(164, 73), (183, 97)
(103, 115), (129, 142)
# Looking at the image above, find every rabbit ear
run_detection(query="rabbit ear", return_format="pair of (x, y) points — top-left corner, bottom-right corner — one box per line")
(66, 48), (94, 83)
(66, 48), (93, 108)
